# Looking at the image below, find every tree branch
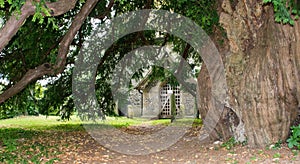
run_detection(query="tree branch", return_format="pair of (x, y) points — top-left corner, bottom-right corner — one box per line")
(174, 43), (196, 97)
(45, 0), (77, 16)
(0, 0), (78, 52)
(175, 43), (191, 75)
(94, 0), (114, 19)
(0, 63), (53, 104)
(0, 0), (99, 104)
(0, 1), (35, 52)
(53, 0), (99, 73)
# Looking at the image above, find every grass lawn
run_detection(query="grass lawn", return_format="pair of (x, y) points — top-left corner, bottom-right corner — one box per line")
(0, 116), (83, 163)
(1, 116), (298, 163)
(0, 115), (200, 163)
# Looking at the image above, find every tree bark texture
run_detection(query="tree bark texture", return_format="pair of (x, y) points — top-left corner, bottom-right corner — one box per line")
(198, 0), (300, 147)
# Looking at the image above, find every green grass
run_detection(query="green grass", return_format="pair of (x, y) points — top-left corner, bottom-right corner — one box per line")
(99, 116), (148, 128)
(0, 115), (201, 163)
(0, 116), (71, 163)
(0, 115), (145, 130)
(0, 115), (201, 129)
(0, 115), (83, 130)
(148, 119), (171, 126)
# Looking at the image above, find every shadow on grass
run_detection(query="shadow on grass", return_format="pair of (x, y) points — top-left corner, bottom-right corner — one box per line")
(0, 117), (202, 139)
(0, 122), (135, 142)
(0, 117), (202, 163)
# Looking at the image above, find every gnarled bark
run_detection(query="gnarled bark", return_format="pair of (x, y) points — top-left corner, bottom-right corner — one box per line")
(198, 0), (300, 147)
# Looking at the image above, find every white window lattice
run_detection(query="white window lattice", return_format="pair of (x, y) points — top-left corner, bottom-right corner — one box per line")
(160, 84), (180, 116)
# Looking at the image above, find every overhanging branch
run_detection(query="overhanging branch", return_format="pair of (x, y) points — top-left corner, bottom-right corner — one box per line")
(0, 0), (100, 104)
(0, 0), (78, 52)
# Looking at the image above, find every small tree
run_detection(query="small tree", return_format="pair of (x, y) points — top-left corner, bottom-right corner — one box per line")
(170, 93), (176, 123)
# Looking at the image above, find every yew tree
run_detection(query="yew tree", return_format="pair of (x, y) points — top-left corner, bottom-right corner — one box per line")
(198, 0), (300, 147)
(0, 0), (300, 148)
(0, 0), (216, 118)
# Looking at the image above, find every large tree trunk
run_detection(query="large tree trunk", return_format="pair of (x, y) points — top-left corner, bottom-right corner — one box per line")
(198, 0), (300, 147)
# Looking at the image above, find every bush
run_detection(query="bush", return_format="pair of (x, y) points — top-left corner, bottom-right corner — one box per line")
(287, 125), (300, 149)
(221, 137), (237, 150)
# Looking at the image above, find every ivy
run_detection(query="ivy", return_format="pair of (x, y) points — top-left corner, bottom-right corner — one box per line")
(287, 125), (300, 149)
(263, 0), (300, 25)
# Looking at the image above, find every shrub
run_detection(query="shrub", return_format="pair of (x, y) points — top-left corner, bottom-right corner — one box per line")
(221, 137), (237, 150)
(287, 125), (300, 149)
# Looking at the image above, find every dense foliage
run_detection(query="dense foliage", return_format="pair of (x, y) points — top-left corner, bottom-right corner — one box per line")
(0, 0), (299, 120)
(0, 0), (219, 119)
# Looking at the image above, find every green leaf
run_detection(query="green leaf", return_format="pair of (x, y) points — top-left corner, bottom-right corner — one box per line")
(0, 0), (4, 8)
(287, 125), (300, 149)
(263, 0), (272, 3)
(287, 138), (298, 148)
(283, 18), (289, 24)
(275, 16), (281, 22)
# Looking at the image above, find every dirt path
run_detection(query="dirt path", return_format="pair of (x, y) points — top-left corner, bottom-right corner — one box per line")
(54, 125), (300, 164)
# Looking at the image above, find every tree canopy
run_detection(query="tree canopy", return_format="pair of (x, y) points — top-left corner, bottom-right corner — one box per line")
(0, 0), (299, 120)
(0, 0), (219, 119)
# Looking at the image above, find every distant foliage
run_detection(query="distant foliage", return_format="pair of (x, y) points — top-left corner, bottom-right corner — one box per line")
(0, 0), (222, 120)
(0, 84), (42, 119)
(157, 0), (219, 34)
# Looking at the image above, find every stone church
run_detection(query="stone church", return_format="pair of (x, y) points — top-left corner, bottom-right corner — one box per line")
(126, 77), (196, 119)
